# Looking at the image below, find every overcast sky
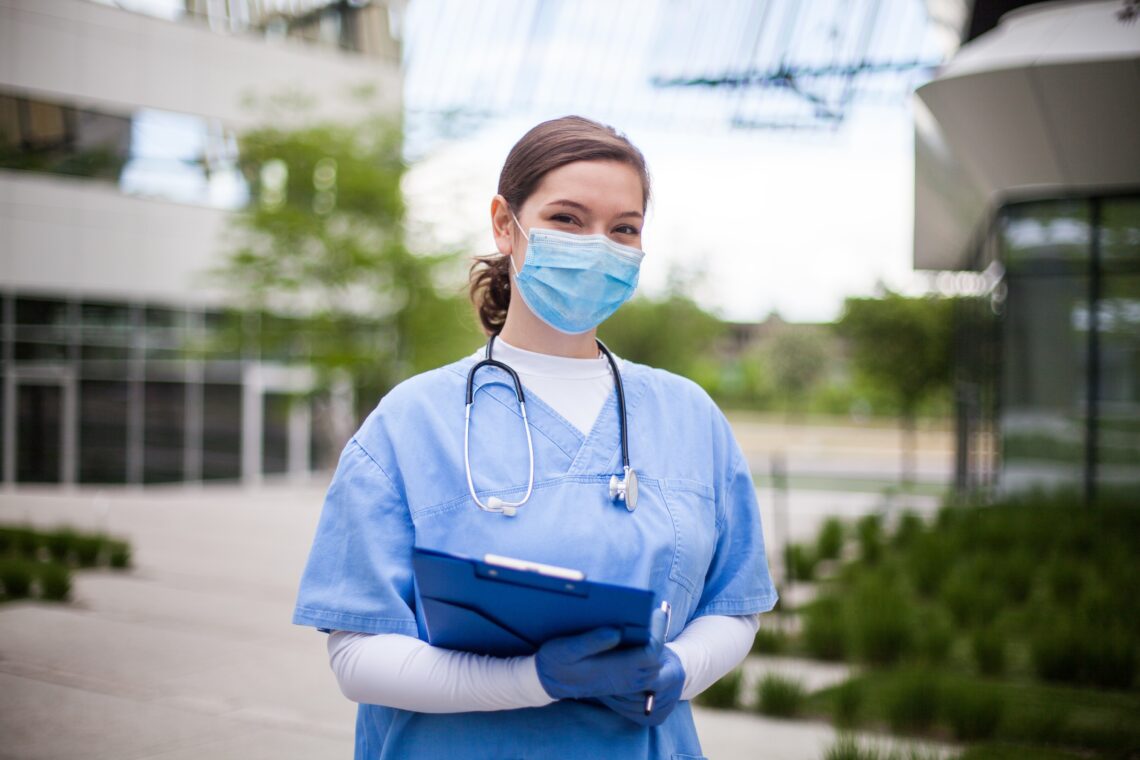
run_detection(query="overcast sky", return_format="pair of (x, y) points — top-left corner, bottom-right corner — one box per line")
(400, 0), (946, 324)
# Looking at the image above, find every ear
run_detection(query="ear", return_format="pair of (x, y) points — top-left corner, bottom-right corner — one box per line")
(490, 195), (516, 256)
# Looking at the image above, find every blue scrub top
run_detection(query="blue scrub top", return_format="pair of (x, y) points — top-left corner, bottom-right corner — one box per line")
(293, 353), (778, 760)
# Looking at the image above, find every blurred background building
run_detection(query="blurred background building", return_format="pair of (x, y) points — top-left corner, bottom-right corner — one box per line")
(0, 0), (403, 486)
(913, 0), (1140, 500)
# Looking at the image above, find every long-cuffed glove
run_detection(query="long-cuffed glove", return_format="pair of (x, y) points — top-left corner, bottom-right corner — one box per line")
(599, 646), (686, 727)
(535, 626), (663, 701)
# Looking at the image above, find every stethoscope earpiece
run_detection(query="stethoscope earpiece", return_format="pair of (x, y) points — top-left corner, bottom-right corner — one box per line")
(464, 335), (636, 516)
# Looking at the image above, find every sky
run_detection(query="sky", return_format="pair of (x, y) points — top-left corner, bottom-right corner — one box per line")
(398, 0), (958, 324)
(403, 103), (923, 324)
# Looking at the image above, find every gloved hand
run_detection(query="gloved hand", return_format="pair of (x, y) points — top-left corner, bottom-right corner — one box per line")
(599, 647), (686, 727)
(535, 626), (662, 700)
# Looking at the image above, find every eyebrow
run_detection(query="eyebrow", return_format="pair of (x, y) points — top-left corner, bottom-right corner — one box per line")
(545, 199), (644, 220)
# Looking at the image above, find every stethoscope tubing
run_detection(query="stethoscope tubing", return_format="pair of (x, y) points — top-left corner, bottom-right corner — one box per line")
(463, 335), (632, 515)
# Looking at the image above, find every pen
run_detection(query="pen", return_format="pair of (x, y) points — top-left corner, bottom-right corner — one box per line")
(644, 601), (672, 716)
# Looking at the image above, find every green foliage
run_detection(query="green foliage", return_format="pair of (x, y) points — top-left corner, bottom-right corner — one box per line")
(37, 563), (71, 601)
(0, 558), (33, 598)
(802, 595), (849, 661)
(751, 625), (787, 654)
(219, 116), (481, 409)
(755, 673), (806, 718)
(816, 517), (845, 561)
(824, 736), (943, 760)
(784, 542), (817, 582)
(891, 512), (924, 548)
(832, 679), (864, 728)
(1, 524), (130, 604)
(599, 293), (724, 381)
(695, 668), (741, 709)
(972, 626), (1007, 676)
(108, 540), (131, 569)
(882, 669), (941, 732)
(943, 681), (1004, 740)
(855, 513), (883, 564)
(761, 325), (830, 413)
(836, 291), (954, 417)
(850, 572), (915, 666)
(45, 528), (77, 564)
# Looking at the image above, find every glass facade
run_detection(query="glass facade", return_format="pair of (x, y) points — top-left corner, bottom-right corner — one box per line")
(1, 93), (248, 210)
(1, 291), (319, 486)
(958, 194), (1140, 499)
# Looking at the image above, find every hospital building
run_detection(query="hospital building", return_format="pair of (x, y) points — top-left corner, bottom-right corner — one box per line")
(1, 0), (403, 486)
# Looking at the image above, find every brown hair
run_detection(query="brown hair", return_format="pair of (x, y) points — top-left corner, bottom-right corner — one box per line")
(468, 115), (651, 335)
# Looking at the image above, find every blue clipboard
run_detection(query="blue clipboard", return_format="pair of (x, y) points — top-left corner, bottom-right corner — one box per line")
(412, 547), (658, 657)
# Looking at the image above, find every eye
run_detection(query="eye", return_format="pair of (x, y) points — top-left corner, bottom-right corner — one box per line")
(550, 213), (581, 227)
(613, 224), (641, 236)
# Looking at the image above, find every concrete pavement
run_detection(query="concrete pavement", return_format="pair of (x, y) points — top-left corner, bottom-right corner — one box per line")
(0, 411), (955, 760)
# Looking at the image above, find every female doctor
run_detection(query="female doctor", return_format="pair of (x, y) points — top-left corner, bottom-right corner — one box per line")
(293, 115), (777, 759)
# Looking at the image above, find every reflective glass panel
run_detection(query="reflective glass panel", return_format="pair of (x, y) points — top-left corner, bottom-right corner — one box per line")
(144, 381), (186, 483)
(262, 392), (290, 475)
(17, 384), (62, 483)
(202, 383), (242, 480)
(79, 380), (129, 483)
(999, 200), (1090, 492)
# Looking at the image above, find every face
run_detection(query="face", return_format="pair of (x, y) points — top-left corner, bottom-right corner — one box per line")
(492, 159), (645, 266)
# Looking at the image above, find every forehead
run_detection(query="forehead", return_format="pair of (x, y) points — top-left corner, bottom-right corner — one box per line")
(525, 160), (644, 212)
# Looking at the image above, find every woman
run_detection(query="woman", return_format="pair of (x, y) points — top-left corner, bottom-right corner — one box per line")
(293, 116), (777, 759)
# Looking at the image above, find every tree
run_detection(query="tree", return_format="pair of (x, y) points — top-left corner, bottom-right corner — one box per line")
(837, 291), (955, 490)
(218, 116), (480, 458)
(763, 325), (830, 417)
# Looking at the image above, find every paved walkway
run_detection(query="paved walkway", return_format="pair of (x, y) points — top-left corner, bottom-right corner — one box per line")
(0, 482), (954, 760)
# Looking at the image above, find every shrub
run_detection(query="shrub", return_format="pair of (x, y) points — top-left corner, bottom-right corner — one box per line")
(802, 595), (848, 661)
(913, 607), (953, 665)
(755, 673), (805, 718)
(972, 626), (1007, 676)
(1030, 621), (1135, 689)
(817, 517), (845, 560)
(851, 576), (914, 666)
(1, 526), (42, 559)
(696, 669), (740, 710)
(883, 670), (940, 733)
(906, 534), (951, 598)
(0, 558), (34, 598)
(108, 540), (131, 569)
(832, 678), (864, 728)
(752, 625), (786, 654)
(892, 511), (924, 548)
(37, 563), (71, 601)
(45, 528), (78, 564)
(784, 543), (816, 582)
(856, 514), (883, 564)
(824, 736), (942, 760)
(942, 682), (1004, 741)
(73, 535), (104, 568)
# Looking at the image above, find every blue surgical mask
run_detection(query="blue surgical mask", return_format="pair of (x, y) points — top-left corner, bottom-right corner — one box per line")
(509, 213), (645, 334)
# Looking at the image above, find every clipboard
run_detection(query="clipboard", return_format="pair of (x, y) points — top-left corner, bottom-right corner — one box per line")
(412, 547), (658, 657)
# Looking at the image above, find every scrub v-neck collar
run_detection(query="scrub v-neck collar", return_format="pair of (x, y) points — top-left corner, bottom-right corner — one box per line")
(451, 350), (648, 478)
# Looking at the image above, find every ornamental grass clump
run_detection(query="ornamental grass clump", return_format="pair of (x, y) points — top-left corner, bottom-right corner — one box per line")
(37, 562), (71, 601)
(883, 670), (940, 733)
(755, 673), (806, 718)
(802, 594), (848, 661)
(696, 668), (741, 710)
(0, 558), (34, 598)
(942, 681), (1004, 740)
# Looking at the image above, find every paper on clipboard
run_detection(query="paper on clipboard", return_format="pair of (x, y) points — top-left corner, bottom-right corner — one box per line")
(412, 547), (658, 657)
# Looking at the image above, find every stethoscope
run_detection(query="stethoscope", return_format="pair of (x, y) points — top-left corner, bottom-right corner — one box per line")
(463, 334), (639, 517)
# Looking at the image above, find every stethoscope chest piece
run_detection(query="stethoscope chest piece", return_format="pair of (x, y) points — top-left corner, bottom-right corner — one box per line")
(610, 466), (639, 512)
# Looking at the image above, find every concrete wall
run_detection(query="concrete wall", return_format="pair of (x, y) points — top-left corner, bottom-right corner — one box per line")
(0, 171), (232, 304)
(0, 0), (401, 129)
